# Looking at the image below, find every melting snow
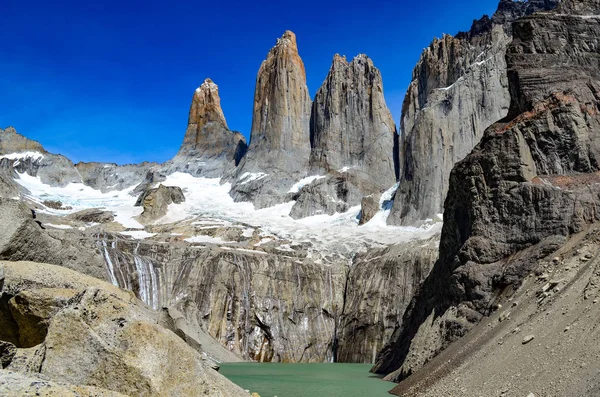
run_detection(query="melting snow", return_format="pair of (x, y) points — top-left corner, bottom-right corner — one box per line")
(14, 172), (144, 229)
(0, 151), (45, 163)
(238, 172), (268, 185)
(15, 170), (441, 257)
(288, 175), (325, 193)
(184, 235), (234, 244)
(44, 223), (72, 230)
(119, 230), (157, 239)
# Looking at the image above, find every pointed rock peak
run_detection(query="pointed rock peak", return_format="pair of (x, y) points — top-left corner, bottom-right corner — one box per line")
(275, 30), (298, 51)
(333, 53), (348, 64)
(0, 126), (46, 154)
(190, 78), (227, 129)
(350, 54), (373, 66)
(196, 78), (219, 94)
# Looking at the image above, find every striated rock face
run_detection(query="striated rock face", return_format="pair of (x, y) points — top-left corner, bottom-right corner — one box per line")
(290, 54), (398, 218)
(135, 184), (185, 223)
(230, 31), (312, 208)
(169, 79), (247, 178)
(374, 2), (600, 382)
(336, 239), (438, 364)
(0, 260), (249, 397)
(388, 0), (559, 225)
(309, 54), (397, 181)
(100, 238), (347, 362)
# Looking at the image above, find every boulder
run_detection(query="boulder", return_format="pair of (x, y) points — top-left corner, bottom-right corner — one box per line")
(135, 184), (185, 223)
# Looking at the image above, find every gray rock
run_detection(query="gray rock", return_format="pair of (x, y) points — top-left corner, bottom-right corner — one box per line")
(289, 174), (364, 219)
(0, 198), (107, 280)
(373, 2), (600, 382)
(75, 161), (154, 193)
(359, 193), (381, 225)
(66, 208), (115, 224)
(522, 335), (535, 345)
(388, 0), (559, 225)
(0, 341), (16, 368)
(135, 184), (185, 223)
(167, 79), (247, 178)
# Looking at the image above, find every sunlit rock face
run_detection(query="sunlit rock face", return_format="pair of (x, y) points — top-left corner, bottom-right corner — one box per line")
(388, 0), (560, 226)
(230, 31), (312, 209)
(167, 78), (247, 178)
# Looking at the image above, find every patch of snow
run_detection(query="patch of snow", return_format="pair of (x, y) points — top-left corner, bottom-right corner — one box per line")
(0, 151), (45, 162)
(238, 172), (268, 185)
(119, 230), (157, 239)
(242, 228), (255, 238)
(437, 76), (464, 91)
(338, 166), (353, 173)
(235, 248), (268, 255)
(14, 172), (144, 229)
(44, 223), (72, 230)
(288, 175), (325, 193)
(184, 235), (234, 244)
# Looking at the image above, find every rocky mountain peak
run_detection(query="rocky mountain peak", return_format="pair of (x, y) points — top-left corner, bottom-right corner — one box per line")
(171, 79), (247, 177)
(0, 127), (46, 154)
(276, 30), (298, 50)
(290, 52), (397, 218)
(229, 30), (312, 208)
(190, 78), (228, 129)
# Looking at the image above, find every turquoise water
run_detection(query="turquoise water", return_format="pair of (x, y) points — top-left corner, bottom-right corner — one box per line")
(220, 363), (394, 397)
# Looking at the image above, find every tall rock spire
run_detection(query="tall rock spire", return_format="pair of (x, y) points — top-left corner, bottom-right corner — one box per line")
(309, 53), (397, 186)
(249, 30), (311, 157)
(289, 53), (398, 219)
(230, 30), (312, 208)
(171, 78), (247, 177)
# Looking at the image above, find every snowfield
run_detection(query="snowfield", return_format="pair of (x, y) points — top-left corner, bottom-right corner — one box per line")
(13, 171), (441, 255)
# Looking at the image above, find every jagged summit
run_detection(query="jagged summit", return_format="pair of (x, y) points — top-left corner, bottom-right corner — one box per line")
(189, 78), (228, 129)
(289, 52), (397, 219)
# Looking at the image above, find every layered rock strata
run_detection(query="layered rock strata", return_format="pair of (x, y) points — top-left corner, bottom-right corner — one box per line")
(374, 0), (600, 382)
(388, 0), (559, 225)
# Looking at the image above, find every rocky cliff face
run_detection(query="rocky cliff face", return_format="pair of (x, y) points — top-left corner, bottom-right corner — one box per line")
(374, 0), (600, 382)
(230, 31), (312, 209)
(168, 79), (247, 178)
(289, 54), (398, 218)
(388, 0), (559, 225)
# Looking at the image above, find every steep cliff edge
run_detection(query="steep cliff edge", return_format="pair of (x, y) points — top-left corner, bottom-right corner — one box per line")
(388, 0), (559, 225)
(290, 54), (398, 219)
(374, 0), (600, 382)
(230, 31), (312, 209)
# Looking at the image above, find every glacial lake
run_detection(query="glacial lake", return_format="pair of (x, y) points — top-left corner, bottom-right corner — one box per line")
(220, 363), (394, 397)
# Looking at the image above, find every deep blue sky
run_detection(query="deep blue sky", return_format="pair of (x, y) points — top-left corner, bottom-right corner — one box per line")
(1, 0), (500, 165)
